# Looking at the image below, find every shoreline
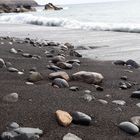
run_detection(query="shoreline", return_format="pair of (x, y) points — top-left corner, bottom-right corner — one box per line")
(0, 36), (140, 139)
(0, 23), (140, 62)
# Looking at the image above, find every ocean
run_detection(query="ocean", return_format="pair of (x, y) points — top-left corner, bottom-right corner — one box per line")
(0, 0), (140, 33)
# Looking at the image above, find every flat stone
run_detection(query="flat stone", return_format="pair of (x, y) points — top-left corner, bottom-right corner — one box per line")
(3, 93), (19, 103)
(112, 100), (126, 105)
(130, 116), (140, 128)
(8, 67), (19, 72)
(72, 71), (104, 84)
(22, 53), (32, 58)
(49, 71), (69, 81)
(55, 110), (72, 127)
(63, 133), (82, 140)
(57, 62), (72, 69)
(71, 111), (92, 125)
(98, 99), (108, 104)
(47, 64), (61, 72)
(8, 122), (19, 129)
(52, 78), (69, 88)
(1, 131), (18, 139)
(28, 72), (43, 82)
(119, 121), (139, 135)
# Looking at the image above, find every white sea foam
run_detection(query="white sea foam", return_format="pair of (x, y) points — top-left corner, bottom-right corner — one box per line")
(0, 13), (140, 33)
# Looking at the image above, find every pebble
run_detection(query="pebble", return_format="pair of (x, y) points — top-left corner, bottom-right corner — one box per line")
(131, 91), (140, 99)
(70, 86), (79, 91)
(66, 59), (80, 64)
(26, 82), (34, 85)
(55, 110), (72, 127)
(98, 99), (108, 104)
(83, 94), (94, 102)
(57, 62), (73, 69)
(119, 121), (139, 135)
(10, 48), (17, 54)
(3, 93), (19, 103)
(84, 90), (91, 94)
(8, 122), (19, 129)
(130, 116), (140, 128)
(22, 53), (32, 58)
(120, 76), (128, 80)
(47, 64), (61, 72)
(136, 103), (140, 108)
(51, 55), (65, 63)
(63, 133), (82, 140)
(49, 71), (70, 81)
(18, 71), (24, 75)
(112, 100), (126, 105)
(0, 58), (5, 68)
(71, 111), (92, 125)
(7, 67), (19, 72)
(95, 85), (104, 91)
(52, 78), (69, 88)
(28, 72), (43, 82)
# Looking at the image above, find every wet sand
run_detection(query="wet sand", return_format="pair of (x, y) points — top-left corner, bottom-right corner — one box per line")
(0, 37), (140, 139)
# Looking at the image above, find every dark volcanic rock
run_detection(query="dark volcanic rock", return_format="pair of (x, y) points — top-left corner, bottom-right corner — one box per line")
(44, 3), (63, 10)
(114, 60), (126, 66)
(71, 111), (92, 125)
(126, 59), (139, 68)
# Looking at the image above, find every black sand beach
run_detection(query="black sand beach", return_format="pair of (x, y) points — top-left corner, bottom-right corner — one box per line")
(0, 37), (140, 139)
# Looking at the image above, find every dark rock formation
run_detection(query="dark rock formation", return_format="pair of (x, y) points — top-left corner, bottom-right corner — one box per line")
(44, 3), (63, 10)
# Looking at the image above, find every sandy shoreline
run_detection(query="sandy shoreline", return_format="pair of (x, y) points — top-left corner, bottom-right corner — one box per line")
(0, 36), (140, 139)
(0, 23), (140, 62)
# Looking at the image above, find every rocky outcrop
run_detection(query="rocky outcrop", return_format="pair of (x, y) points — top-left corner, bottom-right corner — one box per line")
(44, 3), (63, 10)
(0, 0), (37, 13)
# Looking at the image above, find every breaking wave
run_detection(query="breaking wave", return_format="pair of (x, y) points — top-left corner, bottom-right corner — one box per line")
(0, 13), (140, 33)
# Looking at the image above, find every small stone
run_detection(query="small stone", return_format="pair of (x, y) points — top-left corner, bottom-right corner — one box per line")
(47, 64), (61, 72)
(18, 71), (24, 75)
(119, 121), (139, 135)
(8, 122), (19, 129)
(70, 50), (82, 57)
(71, 111), (92, 125)
(98, 99), (108, 104)
(131, 91), (140, 99)
(3, 93), (18, 103)
(52, 78), (69, 88)
(63, 133), (82, 140)
(136, 103), (140, 108)
(10, 48), (17, 54)
(5, 62), (12, 67)
(83, 94), (94, 102)
(69, 86), (79, 91)
(26, 82), (34, 85)
(49, 71), (69, 81)
(130, 116), (140, 128)
(8, 67), (19, 72)
(95, 85), (104, 91)
(28, 72), (43, 82)
(55, 110), (72, 127)
(66, 59), (80, 64)
(0, 58), (5, 68)
(22, 53), (32, 58)
(121, 76), (128, 80)
(112, 100), (126, 105)
(84, 90), (91, 94)
(64, 42), (74, 49)
(1, 131), (18, 139)
(9, 42), (13, 45)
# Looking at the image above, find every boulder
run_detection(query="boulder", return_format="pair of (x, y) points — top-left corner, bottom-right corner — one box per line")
(44, 3), (63, 10)
(72, 71), (104, 84)
(55, 110), (72, 126)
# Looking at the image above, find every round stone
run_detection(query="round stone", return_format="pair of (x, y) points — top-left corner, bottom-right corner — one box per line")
(3, 93), (19, 103)
(130, 116), (140, 128)
(63, 133), (82, 140)
(112, 100), (126, 106)
(52, 78), (69, 88)
(119, 121), (139, 135)
(83, 94), (94, 102)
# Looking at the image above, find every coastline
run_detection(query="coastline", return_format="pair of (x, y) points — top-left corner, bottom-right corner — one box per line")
(0, 23), (140, 62)
(0, 35), (140, 139)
